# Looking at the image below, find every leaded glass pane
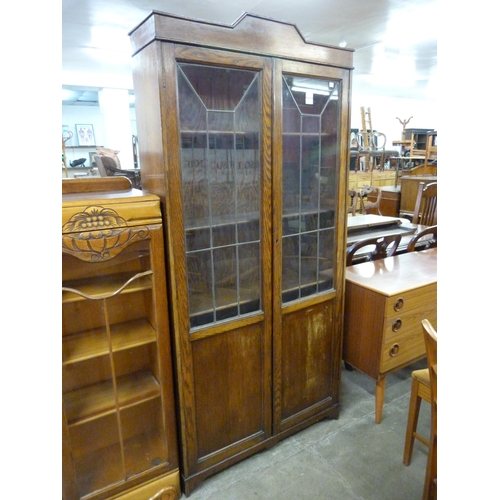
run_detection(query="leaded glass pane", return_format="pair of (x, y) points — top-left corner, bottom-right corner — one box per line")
(177, 63), (262, 329)
(281, 75), (340, 303)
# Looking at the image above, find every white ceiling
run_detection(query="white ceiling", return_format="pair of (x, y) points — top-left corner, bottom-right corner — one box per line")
(62, 0), (437, 105)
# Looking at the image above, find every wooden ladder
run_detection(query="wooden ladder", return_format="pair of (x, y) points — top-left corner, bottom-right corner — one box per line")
(360, 106), (373, 150)
(359, 107), (375, 171)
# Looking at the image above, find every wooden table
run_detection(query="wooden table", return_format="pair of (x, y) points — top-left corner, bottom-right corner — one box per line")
(343, 248), (437, 423)
(347, 214), (425, 253)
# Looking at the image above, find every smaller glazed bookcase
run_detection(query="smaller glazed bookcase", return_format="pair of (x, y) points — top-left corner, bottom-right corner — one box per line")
(62, 177), (180, 500)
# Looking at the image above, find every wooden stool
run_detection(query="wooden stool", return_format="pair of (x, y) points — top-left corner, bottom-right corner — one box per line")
(403, 368), (430, 465)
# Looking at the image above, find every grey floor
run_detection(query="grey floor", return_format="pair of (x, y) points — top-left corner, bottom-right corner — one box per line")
(180, 359), (430, 500)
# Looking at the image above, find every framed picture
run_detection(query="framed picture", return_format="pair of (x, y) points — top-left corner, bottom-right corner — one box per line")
(75, 124), (96, 146)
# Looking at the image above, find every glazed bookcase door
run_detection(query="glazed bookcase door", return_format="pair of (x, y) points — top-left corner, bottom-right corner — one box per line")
(62, 226), (176, 499)
(178, 62), (263, 328)
(164, 47), (273, 486)
(273, 60), (350, 432)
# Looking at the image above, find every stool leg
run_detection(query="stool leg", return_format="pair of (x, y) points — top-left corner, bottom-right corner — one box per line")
(375, 377), (386, 424)
(403, 377), (422, 465)
(423, 431), (437, 500)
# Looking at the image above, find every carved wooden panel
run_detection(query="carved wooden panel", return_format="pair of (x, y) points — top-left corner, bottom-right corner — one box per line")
(62, 205), (150, 262)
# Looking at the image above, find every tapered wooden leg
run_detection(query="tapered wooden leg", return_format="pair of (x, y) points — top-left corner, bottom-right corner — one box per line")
(403, 377), (421, 465)
(375, 377), (386, 424)
(422, 431), (437, 500)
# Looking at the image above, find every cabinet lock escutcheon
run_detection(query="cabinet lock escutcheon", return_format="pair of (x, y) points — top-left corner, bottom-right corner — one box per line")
(394, 298), (404, 311)
(392, 319), (402, 332)
(389, 344), (400, 357)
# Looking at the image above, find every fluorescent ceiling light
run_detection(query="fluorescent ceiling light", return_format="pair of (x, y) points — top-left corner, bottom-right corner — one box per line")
(291, 86), (331, 96)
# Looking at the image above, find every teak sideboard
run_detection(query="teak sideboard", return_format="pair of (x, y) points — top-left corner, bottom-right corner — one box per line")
(129, 11), (353, 495)
(62, 177), (181, 500)
(343, 248), (437, 424)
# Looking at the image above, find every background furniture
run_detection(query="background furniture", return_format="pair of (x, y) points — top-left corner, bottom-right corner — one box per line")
(359, 185), (382, 215)
(351, 149), (399, 172)
(423, 131), (437, 170)
(343, 248), (437, 423)
(63, 143), (103, 177)
(130, 12), (352, 496)
(351, 107), (399, 172)
(348, 189), (359, 216)
(422, 319), (437, 500)
(407, 225), (437, 252)
(346, 214), (422, 254)
(412, 181), (437, 225)
(348, 169), (398, 218)
(346, 234), (402, 266)
(94, 154), (142, 189)
(349, 170), (397, 192)
(399, 175), (437, 220)
(365, 185), (400, 217)
(392, 129), (437, 184)
(403, 128), (435, 157)
(62, 177), (180, 500)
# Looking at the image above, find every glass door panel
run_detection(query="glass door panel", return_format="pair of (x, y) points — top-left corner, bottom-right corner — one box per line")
(281, 75), (340, 303)
(177, 63), (262, 329)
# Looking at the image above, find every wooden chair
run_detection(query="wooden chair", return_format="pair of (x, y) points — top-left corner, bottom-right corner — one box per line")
(347, 189), (359, 216)
(407, 225), (437, 252)
(359, 185), (382, 215)
(403, 367), (431, 466)
(412, 182), (437, 225)
(94, 154), (142, 189)
(423, 131), (437, 170)
(346, 234), (402, 266)
(422, 319), (437, 500)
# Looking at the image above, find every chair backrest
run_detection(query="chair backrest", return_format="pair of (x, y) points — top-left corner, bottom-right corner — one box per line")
(424, 132), (437, 167)
(412, 182), (437, 225)
(346, 234), (402, 266)
(347, 189), (359, 216)
(359, 185), (382, 215)
(95, 154), (121, 175)
(94, 154), (141, 189)
(407, 225), (437, 252)
(96, 147), (122, 169)
(93, 155), (108, 177)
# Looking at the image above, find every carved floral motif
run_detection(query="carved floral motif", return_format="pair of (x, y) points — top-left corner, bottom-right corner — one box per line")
(62, 205), (149, 262)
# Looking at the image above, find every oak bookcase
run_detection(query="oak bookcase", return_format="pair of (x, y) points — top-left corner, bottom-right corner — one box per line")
(130, 12), (353, 495)
(62, 178), (180, 500)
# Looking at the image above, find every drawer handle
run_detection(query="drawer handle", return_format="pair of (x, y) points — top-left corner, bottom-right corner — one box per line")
(392, 319), (402, 332)
(394, 298), (404, 311)
(389, 344), (400, 357)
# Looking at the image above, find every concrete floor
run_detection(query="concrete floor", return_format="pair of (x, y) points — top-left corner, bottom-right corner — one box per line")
(180, 359), (430, 500)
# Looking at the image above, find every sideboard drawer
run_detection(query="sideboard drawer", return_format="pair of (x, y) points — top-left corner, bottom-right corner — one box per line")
(383, 284), (437, 317)
(380, 291), (437, 373)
